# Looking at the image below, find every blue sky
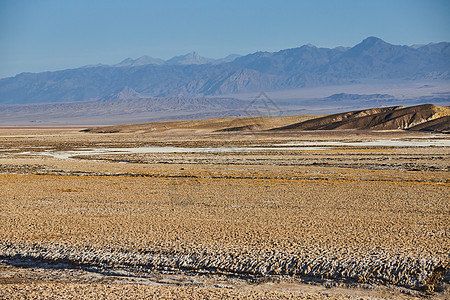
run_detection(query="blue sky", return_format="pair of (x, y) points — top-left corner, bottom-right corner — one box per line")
(0, 0), (449, 78)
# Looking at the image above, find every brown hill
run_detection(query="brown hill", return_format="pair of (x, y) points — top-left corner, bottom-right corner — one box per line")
(409, 116), (450, 133)
(84, 104), (449, 134)
(272, 104), (450, 132)
(83, 115), (318, 134)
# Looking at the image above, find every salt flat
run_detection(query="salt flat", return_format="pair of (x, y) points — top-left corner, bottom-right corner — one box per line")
(0, 125), (448, 299)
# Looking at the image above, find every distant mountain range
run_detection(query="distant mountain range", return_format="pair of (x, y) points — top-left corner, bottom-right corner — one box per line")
(1, 37), (449, 105)
(110, 52), (241, 67)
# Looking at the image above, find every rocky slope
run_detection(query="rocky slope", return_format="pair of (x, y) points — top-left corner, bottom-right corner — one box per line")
(273, 104), (450, 133)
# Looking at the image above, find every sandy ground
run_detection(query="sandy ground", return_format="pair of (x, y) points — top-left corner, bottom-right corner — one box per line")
(0, 126), (448, 299)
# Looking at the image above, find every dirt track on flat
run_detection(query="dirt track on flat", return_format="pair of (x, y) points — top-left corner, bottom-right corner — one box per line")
(0, 127), (449, 299)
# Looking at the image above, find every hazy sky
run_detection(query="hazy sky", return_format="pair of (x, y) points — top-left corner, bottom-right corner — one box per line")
(1, 0), (449, 78)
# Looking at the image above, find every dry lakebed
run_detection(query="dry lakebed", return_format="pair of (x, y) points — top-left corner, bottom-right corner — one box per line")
(0, 124), (448, 299)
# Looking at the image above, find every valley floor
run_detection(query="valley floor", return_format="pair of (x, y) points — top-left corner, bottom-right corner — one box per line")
(0, 127), (448, 299)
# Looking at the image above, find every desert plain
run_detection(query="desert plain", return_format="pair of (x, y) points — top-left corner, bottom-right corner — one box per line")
(0, 115), (449, 299)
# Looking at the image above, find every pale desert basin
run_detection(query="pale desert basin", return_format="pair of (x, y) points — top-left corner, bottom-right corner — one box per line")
(0, 113), (449, 299)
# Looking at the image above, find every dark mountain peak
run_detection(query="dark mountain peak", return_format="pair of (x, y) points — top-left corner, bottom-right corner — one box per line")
(342, 37), (394, 58)
(250, 51), (272, 58)
(185, 51), (200, 59)
(165, 52), (214, 65)
(114, 56), (164, 67)
(349, 37), (391, 52)
(360, 36), (387, 47)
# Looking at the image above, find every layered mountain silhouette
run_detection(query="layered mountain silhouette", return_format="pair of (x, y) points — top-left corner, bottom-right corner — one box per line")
(113, 56), (165, 67)
(0, 37), (449, 104)
(272, 104), (450, 133)
(165, 52), (216, 65)
(112, 52), (241, 67)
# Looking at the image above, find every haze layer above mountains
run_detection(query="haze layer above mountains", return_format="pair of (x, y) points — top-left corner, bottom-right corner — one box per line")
(1, 37), (449, 105)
